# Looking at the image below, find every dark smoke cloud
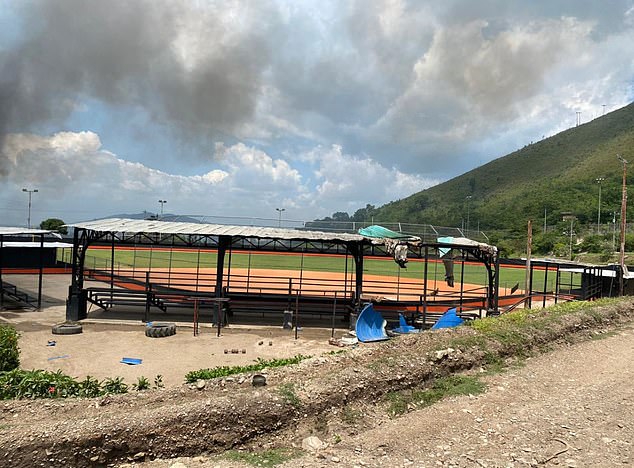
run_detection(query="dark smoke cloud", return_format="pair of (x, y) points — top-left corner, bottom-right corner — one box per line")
(0, 0), (279, 174)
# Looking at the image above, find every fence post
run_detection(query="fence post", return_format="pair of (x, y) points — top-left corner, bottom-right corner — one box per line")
(144, 271), (151, 323)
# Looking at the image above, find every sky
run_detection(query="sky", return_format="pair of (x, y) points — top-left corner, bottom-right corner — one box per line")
(1, 0), (633, 228)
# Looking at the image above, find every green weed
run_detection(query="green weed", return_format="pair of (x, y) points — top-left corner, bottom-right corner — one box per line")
(340, 406), (362, 425)
(132, 376), (150, 391)
(224, 448), (302, 467)
(386, 375), (486, 417)
(0, 325), (20, 372)
(278, 383), (301, 408)
(185, 355), (311, 383)
(102, 377), (128, 395)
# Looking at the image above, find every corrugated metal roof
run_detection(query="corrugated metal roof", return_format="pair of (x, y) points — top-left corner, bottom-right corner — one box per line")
(1, 241), (74, 248)
(0, 227), (58, 236)
(66, 218), (366, 242)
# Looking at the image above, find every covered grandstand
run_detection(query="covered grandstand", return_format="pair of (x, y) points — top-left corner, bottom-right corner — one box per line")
(64, 218), (502, 326)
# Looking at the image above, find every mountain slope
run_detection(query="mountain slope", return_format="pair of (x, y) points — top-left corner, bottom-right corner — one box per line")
(374, 102), (634, 232)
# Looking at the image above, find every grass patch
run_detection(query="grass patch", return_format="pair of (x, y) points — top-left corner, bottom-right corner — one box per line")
(589, 330), (619, 341)
(224, 448), (302, 467)
(185, 355), (311, 383)
(278, 383), (301, 408)
(340, 405), (363, 425)
(386, 375), (486, 417)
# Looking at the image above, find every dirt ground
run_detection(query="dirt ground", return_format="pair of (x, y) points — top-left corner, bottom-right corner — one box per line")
(4, 304), (338, 388)
(2, 274), (631, 468)
(134, 324), (634, 468)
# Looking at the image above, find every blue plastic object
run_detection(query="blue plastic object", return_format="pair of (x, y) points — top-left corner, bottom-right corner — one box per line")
(392, 313), (419, 334)
(120, 357), (143, 365)
(431, 308), (464, 330)
(355, 304), (389, 342)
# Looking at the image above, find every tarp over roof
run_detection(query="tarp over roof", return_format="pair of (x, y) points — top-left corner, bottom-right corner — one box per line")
(358, 225), (419, 241)
(0, 227), (61, 237)
(66, 218), (366, 243)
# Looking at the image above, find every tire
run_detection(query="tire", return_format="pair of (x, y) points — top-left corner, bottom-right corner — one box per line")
(151, 322), (176, 334)
(52, 323), (83, 335)
(145, 323), (176, 338)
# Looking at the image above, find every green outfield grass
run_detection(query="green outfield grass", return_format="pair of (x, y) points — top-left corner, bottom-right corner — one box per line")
(58, 247), (576, 292)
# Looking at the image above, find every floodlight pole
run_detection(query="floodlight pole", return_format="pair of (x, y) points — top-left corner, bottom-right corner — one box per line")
(22, 188), (38, 229)
(569, 217), (574, 261)
(465, 196), (472, 238)
(276, 207), (285, 228)
(596, 177), (605, 235)
(618, 155), (628, 296)
(158, 199), (167, 219)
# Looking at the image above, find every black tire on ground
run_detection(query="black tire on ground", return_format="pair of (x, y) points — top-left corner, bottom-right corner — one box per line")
(52, 323), (83, 335)
(145, 324), (176, 338)
(151, 322), (176, 334)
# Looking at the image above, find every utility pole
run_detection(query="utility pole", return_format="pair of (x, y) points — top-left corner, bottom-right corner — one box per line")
(543, 207), (547, 234)
(596, 177), (605, 234)
(618, 155), (628, 296)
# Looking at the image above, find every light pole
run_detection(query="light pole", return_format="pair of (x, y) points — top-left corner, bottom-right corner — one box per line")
(567, 217), (575, 261)
(158, 199), (167, 219)
(596, 177), (605, 234)
(465, 196), (472, 237)
(276, 207), (285, 228)
(613, 211), (617, 252)
(22, 188), (38, 229)
(618, 155), (628, 296)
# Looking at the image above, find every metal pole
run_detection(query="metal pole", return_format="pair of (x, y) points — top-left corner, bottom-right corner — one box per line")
(596, 177), (605, 234)
(22, 188), (38, 229)
(569, 217), (574, 261)
(618, 155), (628, 296)
(525, 220), (532, 308)
(37, 233), (44, 309)
(331, 293), (337, 338)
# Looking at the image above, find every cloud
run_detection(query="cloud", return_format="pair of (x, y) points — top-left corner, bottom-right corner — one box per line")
(1, 0), (633, 215)
(299, 144), (439, 214)
(0, 0), (281, 173)
(1, 131), (428, 225)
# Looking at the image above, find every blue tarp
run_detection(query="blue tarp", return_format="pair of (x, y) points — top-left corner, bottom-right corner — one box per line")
(437, 236), (454, 257)
(431, 308), (464, 329)
(355, 303), (389, 342)
(358, 225), (412, 239)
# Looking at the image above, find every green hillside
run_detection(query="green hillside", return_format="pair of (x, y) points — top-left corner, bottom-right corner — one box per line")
(374, 102), (634, 233)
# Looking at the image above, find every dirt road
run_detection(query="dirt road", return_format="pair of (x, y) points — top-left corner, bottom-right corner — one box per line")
(140, 325), (634, 468)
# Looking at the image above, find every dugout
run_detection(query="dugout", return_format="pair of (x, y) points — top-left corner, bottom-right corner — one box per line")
(64, 218), (502, 325)
(0, 227), (63, 309)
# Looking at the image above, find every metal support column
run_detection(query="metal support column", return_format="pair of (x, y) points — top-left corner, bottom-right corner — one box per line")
(37, 233), (44, 309)
(0, 235), (3, 309)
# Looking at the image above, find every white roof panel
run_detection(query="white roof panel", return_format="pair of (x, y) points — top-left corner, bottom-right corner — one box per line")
(0, 227), (60, 236)
(66, 218), (366, 242)
(1, 241), (73, 248)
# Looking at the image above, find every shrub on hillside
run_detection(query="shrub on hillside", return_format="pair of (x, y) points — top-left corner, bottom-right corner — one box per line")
(0, 325), (20, 372)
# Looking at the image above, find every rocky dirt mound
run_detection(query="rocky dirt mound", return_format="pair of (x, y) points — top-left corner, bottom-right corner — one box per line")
(1, 299), (633, 467)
